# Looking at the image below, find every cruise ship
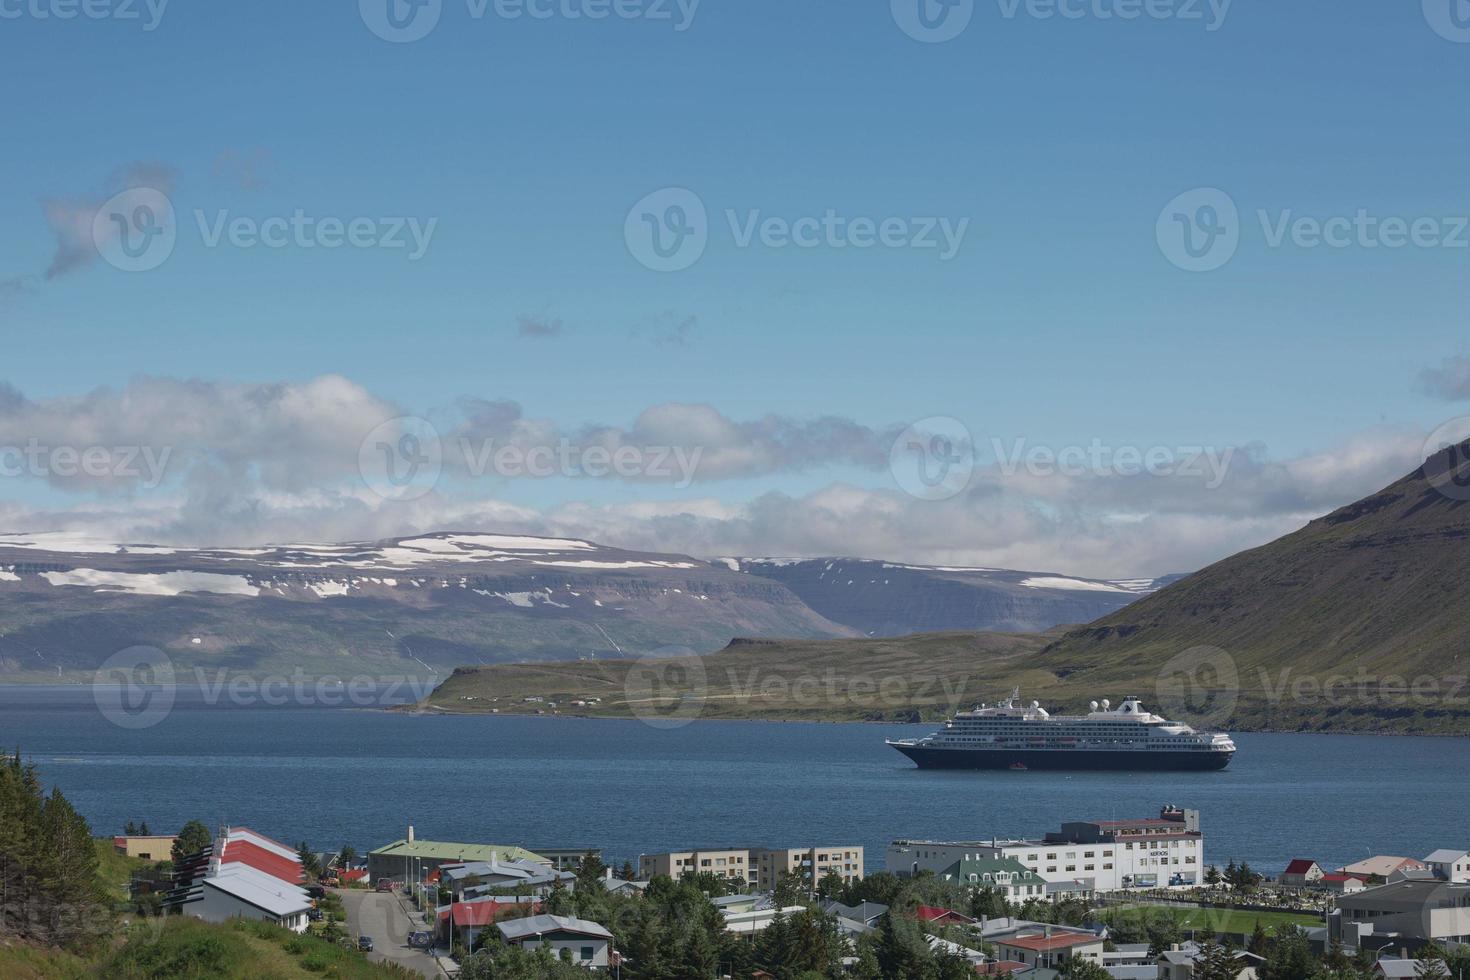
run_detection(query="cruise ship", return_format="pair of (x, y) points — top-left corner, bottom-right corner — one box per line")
(886, 692), (1235, 771)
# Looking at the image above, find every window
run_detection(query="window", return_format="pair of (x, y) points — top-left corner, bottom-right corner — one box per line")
(581, 946), (594, 960)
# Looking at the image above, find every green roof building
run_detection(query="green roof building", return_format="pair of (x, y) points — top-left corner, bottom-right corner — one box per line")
(939, 856), (1046, 901)
(368, 831), (547, 886)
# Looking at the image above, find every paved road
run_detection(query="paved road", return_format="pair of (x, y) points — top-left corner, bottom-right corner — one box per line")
(338, 888), (447, 978)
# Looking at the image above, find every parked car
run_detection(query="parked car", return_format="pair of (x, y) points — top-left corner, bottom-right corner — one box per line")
(358, 936), (374, 952)
(374, 879), (395, 893)
(306, 885), (326, 899)
(408, 931), (433, 949)
(307, 908), (324, 921)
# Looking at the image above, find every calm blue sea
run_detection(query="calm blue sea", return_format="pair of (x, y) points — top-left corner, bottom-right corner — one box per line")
(1, 687), (1464, 873)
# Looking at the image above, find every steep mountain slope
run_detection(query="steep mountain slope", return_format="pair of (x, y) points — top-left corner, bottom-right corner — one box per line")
(1035, 441), (1470, 729)
(0, 532), (856, 682)
(720, 557), (1179, 635)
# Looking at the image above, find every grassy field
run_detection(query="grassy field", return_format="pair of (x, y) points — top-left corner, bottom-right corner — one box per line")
(416, 630), (1060, 723)
(1100, 904), (1322, 936)
(411, 626), (1470, 733)
(0, 918), (418, 980)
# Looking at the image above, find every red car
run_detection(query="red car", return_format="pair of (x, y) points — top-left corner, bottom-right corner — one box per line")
(375, 879), (395, 893)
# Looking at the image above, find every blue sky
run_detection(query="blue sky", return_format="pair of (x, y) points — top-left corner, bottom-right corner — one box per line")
(2, 0), (1470, 576)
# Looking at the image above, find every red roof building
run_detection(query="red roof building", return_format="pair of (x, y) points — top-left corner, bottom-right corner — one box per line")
(916, 905), (977, 926)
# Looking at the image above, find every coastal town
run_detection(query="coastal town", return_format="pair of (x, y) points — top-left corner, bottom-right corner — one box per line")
(100, 804), (1470, 979)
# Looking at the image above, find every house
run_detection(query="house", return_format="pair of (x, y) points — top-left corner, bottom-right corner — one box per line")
(114, 834), (178, 861)
(711, 894), (769, 916)
(994, 930), (1106, 969)
(437, 896), (542, 949)
(1282, 860), (1325, 887)
(163, 825), (310, 932)
(938, 856), (1048, 902)
(821, 900), (889, 928)
(1338, 857), (1432, 882)
(722, 906), (809, 936)
(368, 827), (547, 887)
(1336, 879), (1470, 942)
(437, 856), (572, 899)
(1318, 873), (1367, 895)
(1373, 959), (1424, 980)
(927, 935), (988, 967)
(600, 878), (650, 897)
(1157, 943), (1264, 980)
(916, 905), (977, 927)
(1424, 850), (1470, 883)
(497, 914), (613, 969)
(194, 868), (312, 933)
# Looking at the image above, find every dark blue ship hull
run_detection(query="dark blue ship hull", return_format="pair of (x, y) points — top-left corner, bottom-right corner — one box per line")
(888, 742), (1234, 771)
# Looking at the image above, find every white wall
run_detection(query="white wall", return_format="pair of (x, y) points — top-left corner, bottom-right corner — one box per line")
(195, 884), (308, 933)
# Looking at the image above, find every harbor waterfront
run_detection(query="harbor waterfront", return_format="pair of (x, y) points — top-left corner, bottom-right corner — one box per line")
(2, 686), (1465, 873)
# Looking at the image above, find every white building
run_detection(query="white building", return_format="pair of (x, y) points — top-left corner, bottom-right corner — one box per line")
(1424, 850), (1470, 883)
(497, 914), (613, 969)
(889, 805), (1204, 892)
(194, 869), (310, 933)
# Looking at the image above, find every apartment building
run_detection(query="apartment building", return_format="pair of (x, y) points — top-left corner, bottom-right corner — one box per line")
(639, 845), (864, 890)
(750, 847), (864, 891)
(639, 848), (750, 882)
(888, 805), (1204, 891)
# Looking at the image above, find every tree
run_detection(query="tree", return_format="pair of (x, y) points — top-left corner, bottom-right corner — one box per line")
(619, 860), (635, 882)
(1205, 864), (1222, 886)
(124, 820), (137, 835)
(773, 871), (805, 909)
(1147, 916), (1184, 957)
(574, 850), (607, 893)
(1195, 940), (1244, 980)
(816, 869), (846, 899)
(1224, 859), (1239, 888)
(1416, 948), (1452, 980)
(1260, 926), (1316, 980)
(1061, 956), (1117, 980)
(875, 912), (933, 980)
(170, 820), (212, 865)
(0, 751), (108, 949)
(296, 841), (321, 879)
(338, 844), (357, 867)
(1248, 921), (1270, 956)
(138, 821), (149, 836)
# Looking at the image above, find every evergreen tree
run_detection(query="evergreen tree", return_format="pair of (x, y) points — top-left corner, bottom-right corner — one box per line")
(124, 820), (137, 835)
(1195, 940), (1243, 980)
(619, 860), (635, 882)
(138, 821), (149, 836)
(1061, 956), (1117, 980)
(1205, 864), (1222, 886)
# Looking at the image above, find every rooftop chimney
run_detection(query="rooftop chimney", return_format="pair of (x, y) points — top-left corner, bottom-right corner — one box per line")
(408, 825), (415, 844)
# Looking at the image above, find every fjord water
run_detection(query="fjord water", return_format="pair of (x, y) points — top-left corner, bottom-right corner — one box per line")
(3, 688), (1465, 871)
